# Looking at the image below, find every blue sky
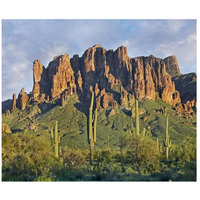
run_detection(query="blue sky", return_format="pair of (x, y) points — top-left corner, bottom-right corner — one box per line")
(2, 19), (196, 101)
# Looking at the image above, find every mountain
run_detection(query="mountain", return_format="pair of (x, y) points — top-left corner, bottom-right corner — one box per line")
(2, 45), (197, 182)
(2, 45), (196, 146)
(2, 45), (196, 116)
(32, 45), (181, 106)
(163, 55), (181, 77)
(172, 73), (196, 104)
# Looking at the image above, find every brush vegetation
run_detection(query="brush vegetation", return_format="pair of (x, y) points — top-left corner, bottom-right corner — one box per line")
(2, 95), (196, 181)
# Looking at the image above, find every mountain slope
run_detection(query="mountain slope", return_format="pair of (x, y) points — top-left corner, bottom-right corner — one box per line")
(2, 94), (196, 150)
(2, 45), (196, 150)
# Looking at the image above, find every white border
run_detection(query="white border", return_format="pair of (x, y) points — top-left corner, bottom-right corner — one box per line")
(0, 1), (199, 200)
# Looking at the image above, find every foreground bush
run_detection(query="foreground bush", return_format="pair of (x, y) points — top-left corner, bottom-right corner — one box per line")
(61, 148), (88, 169)
(2, 133), (56, 181)
(122, 135), (160, 173)
(170, 136), (196, 163)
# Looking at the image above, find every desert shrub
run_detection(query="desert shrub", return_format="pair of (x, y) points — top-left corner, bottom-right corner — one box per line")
(158, 162), (196, 181)
(34, 175), (55, 181)
(125, 136), (159, 164)
(124, 135), (160, 173)
(119, 133), (132, 153)
(91, 150), (123, 180)
(95, 150), (113, 164)
(171, 136), (196, 163)
(61, 148), (87, 170)
(2, 133), (56, 181)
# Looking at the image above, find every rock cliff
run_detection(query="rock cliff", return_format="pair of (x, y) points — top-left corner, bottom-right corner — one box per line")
(164, 55), (181, 77)
(3, 45), (196, 114)
(31, 45), (181, 108)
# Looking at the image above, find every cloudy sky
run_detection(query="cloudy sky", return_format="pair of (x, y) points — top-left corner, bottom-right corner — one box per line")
(2, 19), (196, 101)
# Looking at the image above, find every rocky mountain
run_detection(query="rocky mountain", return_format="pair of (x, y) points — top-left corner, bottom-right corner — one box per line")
(2, 45), (196, 115)
(172, 73), (196, 103)
(163, 55), (181, 77)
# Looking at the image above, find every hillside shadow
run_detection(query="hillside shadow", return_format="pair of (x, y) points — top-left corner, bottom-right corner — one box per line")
(2, 99), (12, 114)
(11, 128), (23, 133)
(38, 102), (57, 115)
(74, 102), (89, 117)
(108, 89), (121, 104)
(122, 107), (132, 117)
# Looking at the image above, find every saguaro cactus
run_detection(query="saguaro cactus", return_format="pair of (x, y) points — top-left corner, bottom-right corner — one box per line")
(163, 115), (171, 160)
(156, 138), (159, 152)
(135, 99), (140, 136)
(142, 128), (146, 137)
(88, 90), (97, 164)
(106, 133), (110, 150)
(50, 121), (61, 158)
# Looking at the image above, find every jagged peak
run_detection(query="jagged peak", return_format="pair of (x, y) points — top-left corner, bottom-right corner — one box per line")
(20, 87), (25, 93)
(33, 59), (41, 64)
(149, 54), (156, 58)
(53, 55), (63, 61)
(73, 54), (79, 58)
(116, 45), (127, 50)
(164, 55), (177, 60)
(92, 44), (103, 48)
(163, 55), (181, 77)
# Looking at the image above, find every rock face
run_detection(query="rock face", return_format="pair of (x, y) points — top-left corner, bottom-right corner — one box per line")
(12, 93), (17, 111)
(18, 88), (29, 110)
(5, 110), (10, 118)
(164, 55), (181, 77)
(2, 123), (12, 133)
(32, 54), (76, 101)
(51, 54), (76, 99)
(172, 73), (196, 103)
(30, 45), (183, 109)
(33, 59), (48, 101)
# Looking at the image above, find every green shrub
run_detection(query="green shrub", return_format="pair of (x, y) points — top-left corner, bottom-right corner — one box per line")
(124, 135), (160, 173)
(61, 148), (87, 170)
(2, 133), (56, 181)
(171, 136), (196, 163)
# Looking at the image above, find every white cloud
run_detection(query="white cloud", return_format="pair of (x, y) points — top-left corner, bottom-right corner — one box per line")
(41, 45), (69, 66)
(166, 20), (185, 33)
(155, 33), (196, 59)
(2, 19), (196, 101)
(154, 33), (196, 73)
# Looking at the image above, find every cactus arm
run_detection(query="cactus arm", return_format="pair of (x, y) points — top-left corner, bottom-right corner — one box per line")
(93, 108), (97, 143)
(50, 121), (61, 158)
(163, 115), (170, 160)
(88, 89), (97, 164)
(157, 138), (159, 152)
(165, 115), (169, 144)
(89, 91), (94, 143)
(135, 99), (139, 136)
(50, 129), (54, 145)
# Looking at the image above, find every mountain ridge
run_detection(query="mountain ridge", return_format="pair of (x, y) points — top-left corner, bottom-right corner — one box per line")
(2, 45), (196, 115)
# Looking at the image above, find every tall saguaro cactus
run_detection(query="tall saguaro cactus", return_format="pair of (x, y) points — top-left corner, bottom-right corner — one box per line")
(163, 115), (171, 160)
(156, 138), (159, 152)
(135, 99), (140, 136)
(106, 133), (110, 150)
(88, 90), (97, 164)
(50, 121), (61, 158)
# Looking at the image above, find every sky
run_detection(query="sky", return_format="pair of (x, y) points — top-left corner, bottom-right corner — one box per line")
(2, 19), (196, 101)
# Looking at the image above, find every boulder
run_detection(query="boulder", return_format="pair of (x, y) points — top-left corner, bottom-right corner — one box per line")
(2, 123), (12, 133)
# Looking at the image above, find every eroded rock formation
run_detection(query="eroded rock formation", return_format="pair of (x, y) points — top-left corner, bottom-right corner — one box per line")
(2, 123), (12, 133)
(3, 44), (194, 114)
(12, 93), (17, 111)
(18, 88), (29, 110)
(164, 55), (181, 77)
(30, 45), (183, 110)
